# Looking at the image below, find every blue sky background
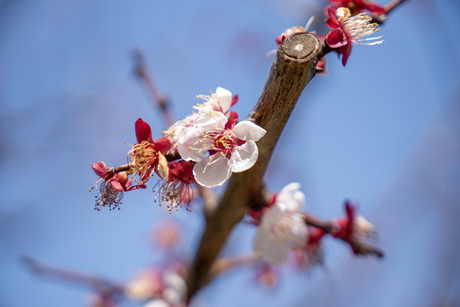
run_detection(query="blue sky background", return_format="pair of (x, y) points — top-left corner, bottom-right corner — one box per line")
(1, 0), (459, 306)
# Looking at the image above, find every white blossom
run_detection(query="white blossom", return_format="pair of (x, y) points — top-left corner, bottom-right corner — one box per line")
(253, 183), (309, 265)
(177, 111), (266, 187)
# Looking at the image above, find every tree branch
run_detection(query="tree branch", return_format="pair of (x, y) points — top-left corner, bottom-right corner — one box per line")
(132, 49), (175, 128)
(185, 32), (322, 300)
(21, 256), (125, 296)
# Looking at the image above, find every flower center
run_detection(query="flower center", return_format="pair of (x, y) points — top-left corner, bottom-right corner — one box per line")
(212, 130), (236, 154)
(128, 141), (159, 183)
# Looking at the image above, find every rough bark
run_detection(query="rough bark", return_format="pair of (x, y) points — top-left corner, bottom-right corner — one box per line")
(186, 32), (322, 300)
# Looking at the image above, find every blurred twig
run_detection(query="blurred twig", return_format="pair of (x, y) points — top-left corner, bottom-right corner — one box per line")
(21, 256), (125, 298)
(132, 49), (175, 128)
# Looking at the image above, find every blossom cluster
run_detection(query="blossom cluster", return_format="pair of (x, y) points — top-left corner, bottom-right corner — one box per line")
(275, 0), (385, 69)
(90, 87), (266, 212)
(251, 183), (380, 270)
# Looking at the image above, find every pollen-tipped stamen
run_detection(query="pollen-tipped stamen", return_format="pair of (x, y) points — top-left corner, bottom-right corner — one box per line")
(128, 141), (160, 183)
(94, 181), (123, 211)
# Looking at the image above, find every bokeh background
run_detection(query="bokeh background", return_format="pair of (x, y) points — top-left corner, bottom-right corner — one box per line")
(1, 0), (459, 306)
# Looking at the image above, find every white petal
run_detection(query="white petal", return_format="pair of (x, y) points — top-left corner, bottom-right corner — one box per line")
(215, 87), (232, 113)
(229, 141), (258, 173)
(193, 110), (227, 130)
(193, 154), (232, 187)
(162, 271), (186, 305)
(265, 239), (289, 265)
(254, 206), (282, 257)
(253, 227), (270, 257)
(233, 121), (266, 142)
(284, 215), (309, 248)
(277, 182), (305, 213)
(177, 127), (209, 162)
(260, 205), (283, 226)
(254, 223), (289, 265)
(144, 300), (170, 307)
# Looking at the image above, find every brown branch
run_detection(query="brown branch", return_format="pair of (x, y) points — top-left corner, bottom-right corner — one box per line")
(105, 163), (132, 180)
(352, 242), (385, 258)
(185, 32), (321, 300)
(302, 214), (336, 233)
(372, 0), (408, 24)
(132, 49), (175, 128)
(21, 256), (125, 296)
(210, 254), (258, 276)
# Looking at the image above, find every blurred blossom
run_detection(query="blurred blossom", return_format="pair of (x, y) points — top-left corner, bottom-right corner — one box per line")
(253, 183), (309, 265)
(152, 220), (182, 252)
(141, 271), (187, 307)
(291, 227), (326, 270)
(87, 294), (118, 307)
(254, 262), (278, 289)
(125, 268), (164, 300)
(331, 201), (378, 256)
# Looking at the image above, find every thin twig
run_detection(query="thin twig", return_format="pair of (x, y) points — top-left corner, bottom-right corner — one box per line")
(132, 49), (175, 128)
(372, 0), (408, 24)
(21, 256), (125, 296)
(302, 214), (336, 233)
(210, 254), (258, 276)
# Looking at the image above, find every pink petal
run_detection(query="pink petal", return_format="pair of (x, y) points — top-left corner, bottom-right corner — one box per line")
(91, 161), (108, 178)
(224, 111), (239, 130)
(326, 7), (339, 29)
(364, 2), (386, 14)
(340, 43), (353, 66)
(231, 94), (239, 107)
(125, 183), (147, 191)
(326, 28), (348, 48)
(135, 118), (153, 143)
(170, 160), (195, 183)
(154, 138), (172, 155)
(276, 35), (285, 46)
(111, 180), (125, 192)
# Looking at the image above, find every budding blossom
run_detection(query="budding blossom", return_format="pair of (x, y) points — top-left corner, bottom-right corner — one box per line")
(325, 6), (383, 66)
(331, 201), (378, 256)
(138, 271), (187, 307)
(328, 0), (386, 15)
(177, 110), (266, 188)
(90, 161), (146, 211)
(128, 118), (172, 184)
(253, 183), (309, 265)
